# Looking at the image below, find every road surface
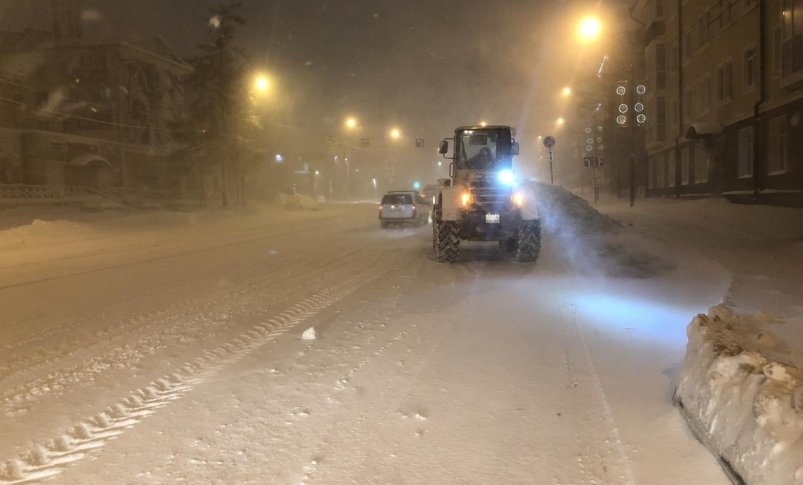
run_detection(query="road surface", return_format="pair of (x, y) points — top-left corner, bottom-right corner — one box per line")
(0, 202), (730, 484)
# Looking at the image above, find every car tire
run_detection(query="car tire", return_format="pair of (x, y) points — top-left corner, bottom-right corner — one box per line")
(515, 221), (540, 262)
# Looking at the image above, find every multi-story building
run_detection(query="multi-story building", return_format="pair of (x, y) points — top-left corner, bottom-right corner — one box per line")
(561, 20), (647, 202)
(634, 0), (803, 204)
(0, 31), (191, 191)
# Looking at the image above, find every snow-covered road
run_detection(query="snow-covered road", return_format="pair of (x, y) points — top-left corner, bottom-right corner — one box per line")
(0, 202), (732, 484)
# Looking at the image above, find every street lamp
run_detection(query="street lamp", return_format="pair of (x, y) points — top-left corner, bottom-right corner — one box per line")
(389, 127), (402, 140)
(561, 86), (572, 97)
(253, 73), (271, 95)
(344, 116), (359, 130)
(556, 117), (565, 127)
(479, 121), (488, 127)
(577, 15), (602, 42)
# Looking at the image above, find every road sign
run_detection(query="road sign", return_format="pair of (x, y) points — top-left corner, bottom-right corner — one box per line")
(543, 135), (556, 148)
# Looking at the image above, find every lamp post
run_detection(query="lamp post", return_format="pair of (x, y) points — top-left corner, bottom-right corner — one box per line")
(575, 15), (643, 206)
(342, 116), (360, 199)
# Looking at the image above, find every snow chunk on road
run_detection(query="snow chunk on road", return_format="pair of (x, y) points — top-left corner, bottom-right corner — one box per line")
(675, 305), (802, 485)
(301, 327), (318, 341)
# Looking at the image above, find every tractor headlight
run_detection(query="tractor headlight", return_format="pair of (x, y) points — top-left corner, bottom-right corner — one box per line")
(498, 169), (516, 186)
(460, 191), (473, 207)
(512, 191), (525, 207)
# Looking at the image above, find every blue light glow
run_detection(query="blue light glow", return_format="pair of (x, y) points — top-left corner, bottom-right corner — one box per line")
(498, 169), (516, 186)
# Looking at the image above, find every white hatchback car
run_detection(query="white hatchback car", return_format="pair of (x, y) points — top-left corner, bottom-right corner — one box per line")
(379, 191), (429, 228)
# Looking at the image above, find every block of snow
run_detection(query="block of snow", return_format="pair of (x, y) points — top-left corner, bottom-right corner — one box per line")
(675, 305), (803, 485)
(301, 327), (318, 341)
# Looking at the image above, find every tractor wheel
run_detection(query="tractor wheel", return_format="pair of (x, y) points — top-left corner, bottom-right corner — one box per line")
(515, 221), (541, 262)
(498, 238), (517, 253)
(433, 209), (460, 263)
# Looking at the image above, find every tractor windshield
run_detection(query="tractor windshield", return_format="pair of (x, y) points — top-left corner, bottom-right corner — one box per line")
(455, 129), (513, 170)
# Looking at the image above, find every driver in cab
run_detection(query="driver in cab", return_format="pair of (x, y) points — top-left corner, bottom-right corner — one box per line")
(467, 146), (494, 169)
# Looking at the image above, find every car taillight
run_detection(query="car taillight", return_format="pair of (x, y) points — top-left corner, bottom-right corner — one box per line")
(412, 205), (417, 215)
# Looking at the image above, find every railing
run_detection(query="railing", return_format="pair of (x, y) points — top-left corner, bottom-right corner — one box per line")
(0, 184), (90, 199)
(0, 183), (214, 202)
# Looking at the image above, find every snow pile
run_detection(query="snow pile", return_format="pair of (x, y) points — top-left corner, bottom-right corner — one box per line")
(0, 218), (94, 251)
(533, 182), (621, 235)
(675, 305), (803, 485)
(280, 193), (321, 211)
(531, 182), (671, 278)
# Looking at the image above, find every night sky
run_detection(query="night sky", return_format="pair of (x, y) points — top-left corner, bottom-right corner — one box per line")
(1, 0), (623, 178)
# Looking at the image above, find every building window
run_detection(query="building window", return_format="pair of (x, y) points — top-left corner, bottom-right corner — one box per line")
(695, 147), (710, 184)
(656, 44), (667, 89)
(672, 97), (679, 127)
(656, 96), (667, 141)
(685, 89), (694, 119)
(774, 27), (782, 76)
(781, 0), (803, 77)
(701, 76), (712, 113)
(681, 148), (690, 185)
(738, 126), (754, 178)
(768, 116), (788, 173)
(717, 61), (733, 101)
(744, 46), (758, 90)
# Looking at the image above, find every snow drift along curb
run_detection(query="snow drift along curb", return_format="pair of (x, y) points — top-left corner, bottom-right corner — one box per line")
(675, 306), (803, 485)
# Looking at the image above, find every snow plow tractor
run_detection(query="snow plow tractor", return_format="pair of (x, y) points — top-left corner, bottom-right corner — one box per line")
(433, 125), (540, 263)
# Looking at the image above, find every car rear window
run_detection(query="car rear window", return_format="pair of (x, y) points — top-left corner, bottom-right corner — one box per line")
(382, 194), (412, 204)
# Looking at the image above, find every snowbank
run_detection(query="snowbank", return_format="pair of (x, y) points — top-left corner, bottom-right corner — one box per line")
(530, 182), (672, 278)
(675, 305), (803, 485)
(279, 193), (322, 211)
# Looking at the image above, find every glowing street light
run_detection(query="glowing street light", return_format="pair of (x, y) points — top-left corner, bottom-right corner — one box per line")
(389, 127), (402, 140)
(479, 121), (488, 127)
(577, 16), (602, 42)
(556, 117), (565, 126)
(561, 86), (572, 97)
(344, 116), (359, 130)
(253, 73), (271, 94)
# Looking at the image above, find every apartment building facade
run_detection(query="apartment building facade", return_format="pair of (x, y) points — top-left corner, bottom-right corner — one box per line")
(634, 0), (803, 204)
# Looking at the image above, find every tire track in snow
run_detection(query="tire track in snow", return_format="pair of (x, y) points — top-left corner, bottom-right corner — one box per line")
(560, 303), (636, 485)
(0, 243), (368, 418)
(0, 267), (387, 484)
